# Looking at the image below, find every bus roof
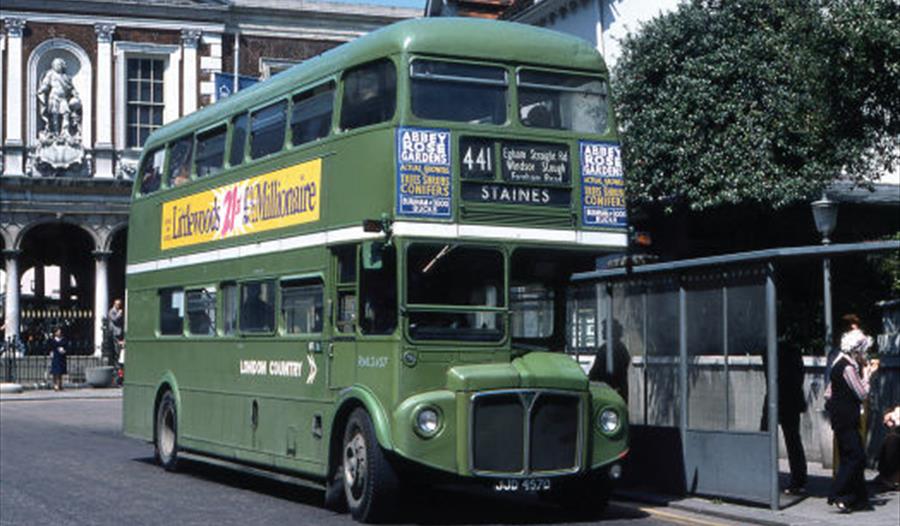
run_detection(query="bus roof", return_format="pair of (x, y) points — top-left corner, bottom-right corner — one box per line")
(142, 17), (606, 151)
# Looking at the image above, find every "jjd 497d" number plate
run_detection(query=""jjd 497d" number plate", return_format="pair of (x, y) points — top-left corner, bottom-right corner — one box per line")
(493, 478), (551, 492)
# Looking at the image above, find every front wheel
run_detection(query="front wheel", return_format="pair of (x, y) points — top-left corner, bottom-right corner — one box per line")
(342, 408), (399, 523)
(155, 391), (180, 471)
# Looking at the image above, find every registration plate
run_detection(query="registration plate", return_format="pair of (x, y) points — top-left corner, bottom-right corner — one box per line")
(493, 478), (551, 492)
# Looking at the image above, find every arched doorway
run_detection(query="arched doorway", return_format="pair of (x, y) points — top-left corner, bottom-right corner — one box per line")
(18, 222), (95, 354)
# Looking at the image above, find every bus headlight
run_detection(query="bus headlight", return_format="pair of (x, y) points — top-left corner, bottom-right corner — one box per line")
(414, 407), (441, 438)
(597, 408), (620, 434)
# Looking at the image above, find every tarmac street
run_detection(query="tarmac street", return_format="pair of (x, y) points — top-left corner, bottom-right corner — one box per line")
(1, 389), (897, 526)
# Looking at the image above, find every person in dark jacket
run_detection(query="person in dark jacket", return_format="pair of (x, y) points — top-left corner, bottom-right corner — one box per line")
(825, 314), (879, 512)
(780, 344), (808, 494)
(49, 327), (68, 391)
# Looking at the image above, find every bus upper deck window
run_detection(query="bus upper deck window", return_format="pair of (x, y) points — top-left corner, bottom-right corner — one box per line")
(251, 101), (287, 160)
(167, 135), (194, 187)
(518, 70), (608, 134)
(291, 82), (334, 146)
(410, 60), (507, 125)
(340, 60), (396, 131)
(139, 147), (165, 195)
(229, 113), (248, 167)
(195, 125), (227, 178)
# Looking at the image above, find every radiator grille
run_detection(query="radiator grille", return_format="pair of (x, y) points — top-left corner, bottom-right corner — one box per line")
(470, 390), (581, 475)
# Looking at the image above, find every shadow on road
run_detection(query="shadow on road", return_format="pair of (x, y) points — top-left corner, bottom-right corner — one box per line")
(134, 456), (651, 524)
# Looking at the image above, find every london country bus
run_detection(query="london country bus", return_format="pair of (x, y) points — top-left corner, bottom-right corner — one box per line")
(123, 17), (629, 522)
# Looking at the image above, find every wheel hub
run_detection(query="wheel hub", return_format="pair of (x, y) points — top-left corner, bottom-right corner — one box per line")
(343, 433), (367, 496)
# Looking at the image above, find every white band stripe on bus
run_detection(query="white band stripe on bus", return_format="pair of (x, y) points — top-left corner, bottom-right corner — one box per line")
(126, 223), (627, 275)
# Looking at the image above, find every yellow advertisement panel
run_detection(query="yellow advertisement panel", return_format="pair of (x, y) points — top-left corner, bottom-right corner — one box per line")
(161, 158), (321, 250)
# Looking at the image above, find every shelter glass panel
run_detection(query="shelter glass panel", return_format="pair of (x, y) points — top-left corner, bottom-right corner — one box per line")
(726, 271), (768, 432)
(612, 282), (646, 424)
(566, 283), (599, 353)
(645, 278), (680, 427)
(686, 278), (727, 430)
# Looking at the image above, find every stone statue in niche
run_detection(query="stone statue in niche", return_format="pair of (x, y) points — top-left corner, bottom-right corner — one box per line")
(35, 57), (85, 173)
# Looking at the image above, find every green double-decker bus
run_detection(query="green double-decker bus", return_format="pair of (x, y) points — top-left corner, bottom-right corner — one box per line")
(124, 18), (629, 522)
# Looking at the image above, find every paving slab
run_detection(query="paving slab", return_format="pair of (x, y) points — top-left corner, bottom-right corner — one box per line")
(0, 385), (122, 402)
(617, 462), (900, 526)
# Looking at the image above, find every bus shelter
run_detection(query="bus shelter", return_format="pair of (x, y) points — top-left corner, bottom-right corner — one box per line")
(568, 240), (897, 510)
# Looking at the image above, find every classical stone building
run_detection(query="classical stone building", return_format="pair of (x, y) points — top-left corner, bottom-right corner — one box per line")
(0, 0), (417, 354)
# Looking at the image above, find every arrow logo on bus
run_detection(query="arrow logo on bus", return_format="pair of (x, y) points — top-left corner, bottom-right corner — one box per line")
(306, 354), (318, 384)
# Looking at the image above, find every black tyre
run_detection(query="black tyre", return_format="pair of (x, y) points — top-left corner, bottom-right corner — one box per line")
(342, 408), (399, 523)
(155, 391), (180, 471)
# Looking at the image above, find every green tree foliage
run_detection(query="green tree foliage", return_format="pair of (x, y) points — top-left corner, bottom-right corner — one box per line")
(613, 0), (900, 212)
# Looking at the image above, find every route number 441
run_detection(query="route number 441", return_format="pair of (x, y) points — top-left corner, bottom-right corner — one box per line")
(460, 139), (494, 179)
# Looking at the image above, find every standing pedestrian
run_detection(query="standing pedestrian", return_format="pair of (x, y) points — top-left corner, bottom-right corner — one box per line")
(780, 343), (808, 494)
(49, 327), (68, 391)
(108, 298), (125, 343)
(825, 314), (878, 513)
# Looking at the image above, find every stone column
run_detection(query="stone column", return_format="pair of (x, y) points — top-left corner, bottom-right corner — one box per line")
(181, 29), (201, 116)
(94, 24), (116, 178)
(3, 18), (26, 176)
(93, 251), (111, 357)
(3, 250), (21, 347)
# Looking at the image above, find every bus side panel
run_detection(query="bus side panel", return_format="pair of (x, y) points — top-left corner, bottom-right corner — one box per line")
(122, 383), (154, 441)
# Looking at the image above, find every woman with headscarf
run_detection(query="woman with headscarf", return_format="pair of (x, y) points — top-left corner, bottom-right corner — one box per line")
(825, 314), (879, 513)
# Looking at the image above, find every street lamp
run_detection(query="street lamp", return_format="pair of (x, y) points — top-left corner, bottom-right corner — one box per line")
(811, 194), (838, 360)
(811, 195), (839, 245)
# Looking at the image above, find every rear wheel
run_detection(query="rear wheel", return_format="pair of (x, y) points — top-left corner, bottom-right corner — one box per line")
(155, 391), (179, 471)
(342, 408), (398, 523)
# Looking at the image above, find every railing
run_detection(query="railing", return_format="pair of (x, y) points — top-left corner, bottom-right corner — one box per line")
(1, 337), (103, 386)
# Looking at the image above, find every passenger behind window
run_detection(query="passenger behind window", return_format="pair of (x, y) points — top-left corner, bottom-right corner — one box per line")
(340, 60), (396, 130)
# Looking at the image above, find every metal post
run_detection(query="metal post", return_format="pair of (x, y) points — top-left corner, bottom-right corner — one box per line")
(233, 31), (240, 95)
(679, 283), (688, 441)
(823, 257), (833, 364)
(606, 284), (614, 376)
(766, 266), (779, 511)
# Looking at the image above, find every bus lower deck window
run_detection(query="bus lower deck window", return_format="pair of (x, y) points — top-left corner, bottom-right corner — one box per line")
(159, 288), (185, 336)
(186, 288), (217, 336)
(240, 280), (275, 333)
(281, 279), (324, 334)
